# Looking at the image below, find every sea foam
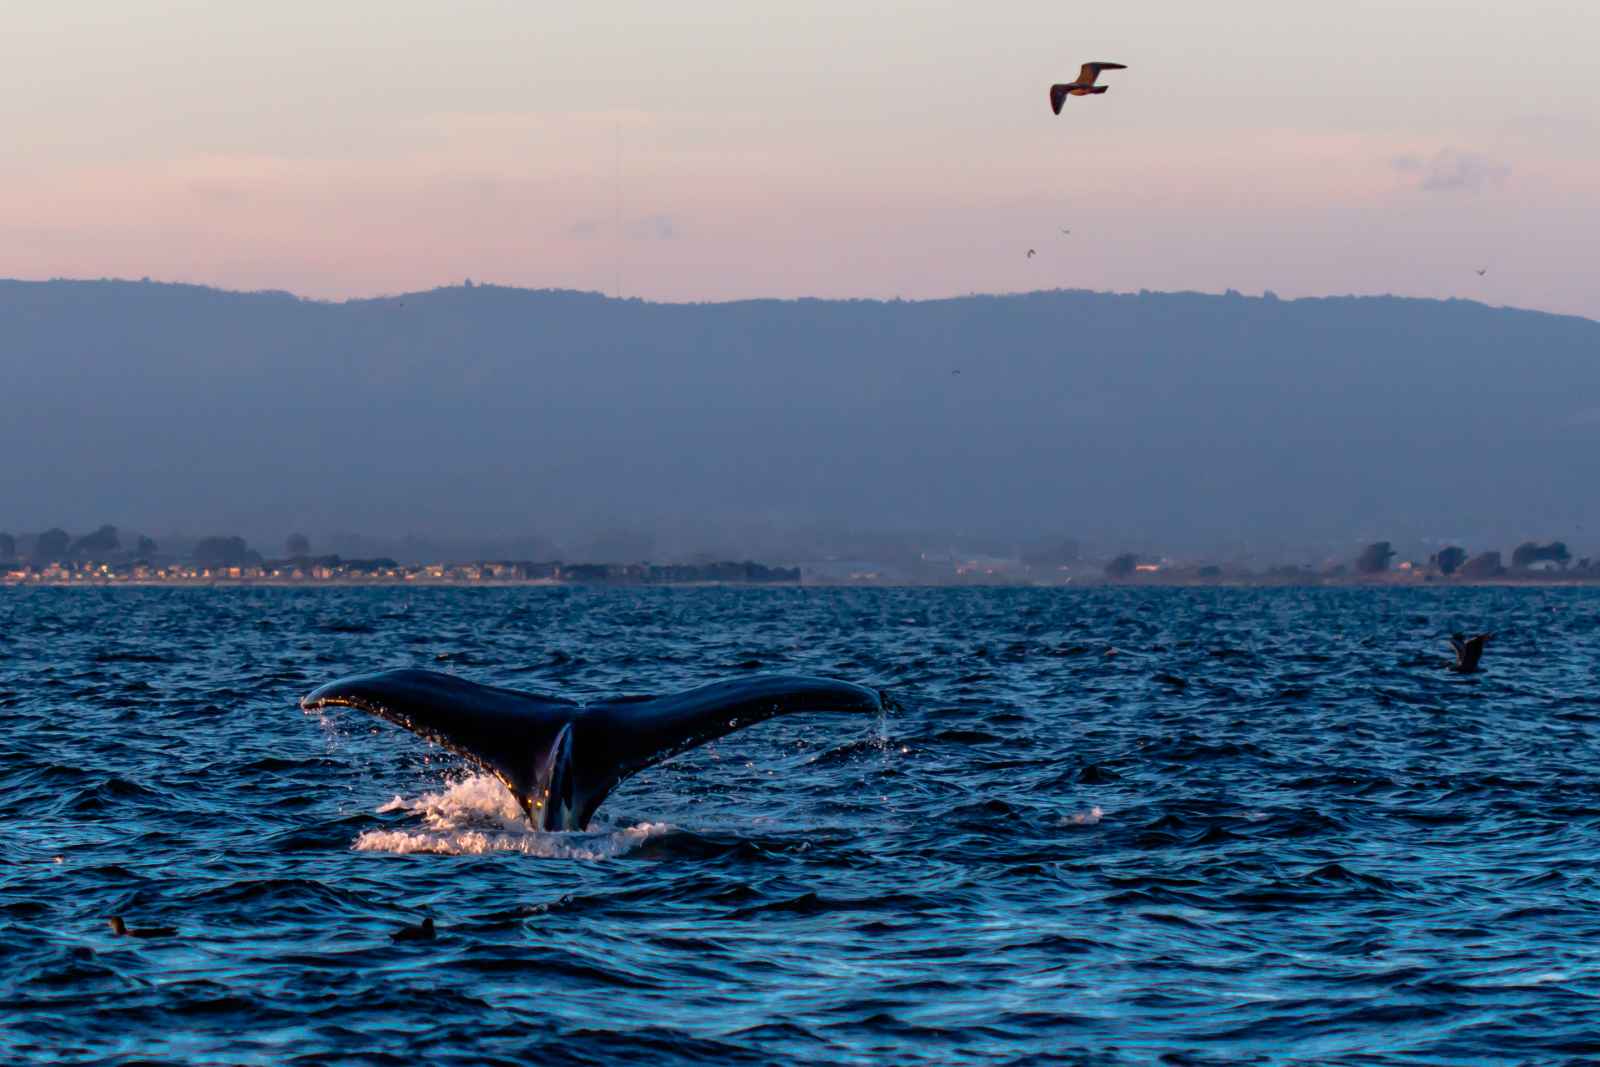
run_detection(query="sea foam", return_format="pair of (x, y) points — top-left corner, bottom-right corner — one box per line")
(353, 773), (670, 859)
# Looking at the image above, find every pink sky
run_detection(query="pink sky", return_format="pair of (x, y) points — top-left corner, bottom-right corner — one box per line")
(3, 2), (1597, 317)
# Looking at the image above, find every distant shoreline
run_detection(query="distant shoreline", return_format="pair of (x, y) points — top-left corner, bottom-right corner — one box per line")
(4, 575), (1596, 590)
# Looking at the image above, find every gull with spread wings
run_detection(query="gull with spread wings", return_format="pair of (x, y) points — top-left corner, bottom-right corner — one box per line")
(1051, 62), (1127, 114)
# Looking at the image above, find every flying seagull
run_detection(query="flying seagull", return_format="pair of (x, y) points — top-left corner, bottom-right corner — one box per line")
(1448, 632), (1493, 674)
(1051, 63), (1127, 114)
(1476, 268), (1488, 276)
(1026, 249), (1037, 258)
(1060, 228), (1072, 235)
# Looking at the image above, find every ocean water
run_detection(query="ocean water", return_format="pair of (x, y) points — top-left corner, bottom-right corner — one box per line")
(3, 585), (1600, 1064)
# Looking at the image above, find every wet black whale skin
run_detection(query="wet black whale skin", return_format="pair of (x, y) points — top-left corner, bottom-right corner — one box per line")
(302, 669), (886, 830)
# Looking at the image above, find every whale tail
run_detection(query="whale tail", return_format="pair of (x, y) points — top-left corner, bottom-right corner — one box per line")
(302, 670), (887, 830)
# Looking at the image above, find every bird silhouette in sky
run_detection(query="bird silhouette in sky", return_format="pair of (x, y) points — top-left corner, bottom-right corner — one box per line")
(1476, 268), (1488, 276)
(1051, 63), (1127, 114)
(1026, 249), (1037, 258)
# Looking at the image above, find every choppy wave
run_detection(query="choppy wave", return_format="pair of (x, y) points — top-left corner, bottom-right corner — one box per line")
(3, 585), (1600, 1064)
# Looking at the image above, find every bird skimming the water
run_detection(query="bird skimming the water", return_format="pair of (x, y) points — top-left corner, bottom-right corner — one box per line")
(391, 917), (436, 942)
(109, 916), (177, 939)
(1448, 632), (1492, 674)
(1051, 63), (1127, 114)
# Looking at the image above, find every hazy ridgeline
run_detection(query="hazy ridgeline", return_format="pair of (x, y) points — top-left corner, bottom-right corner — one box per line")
(3, 279), (1596, 564)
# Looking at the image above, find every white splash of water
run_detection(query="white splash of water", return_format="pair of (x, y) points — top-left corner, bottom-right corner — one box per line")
(377, 773), (526, 829)
(353, 773), (671, 859)
(1062, 805), (1104, 826)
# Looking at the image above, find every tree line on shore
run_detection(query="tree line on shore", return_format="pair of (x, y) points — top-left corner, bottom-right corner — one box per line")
(1102, 540), (1591, 580)
(0, 526), (293, 568)
(1351, 540), (1585, 578)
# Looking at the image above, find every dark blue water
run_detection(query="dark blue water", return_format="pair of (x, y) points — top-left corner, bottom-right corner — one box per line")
(4, 587), (1600, 1064)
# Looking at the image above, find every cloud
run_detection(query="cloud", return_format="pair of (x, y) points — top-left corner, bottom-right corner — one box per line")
(1500, 113), (1597, 141)
(1392, 149), (1511, 192)
(410, 110), (656, 136)
(630, 214), (677, 241)
(563, 215), (679, 241)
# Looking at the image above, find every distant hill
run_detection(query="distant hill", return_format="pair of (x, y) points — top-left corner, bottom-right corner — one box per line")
(2, 278), (1596, 563)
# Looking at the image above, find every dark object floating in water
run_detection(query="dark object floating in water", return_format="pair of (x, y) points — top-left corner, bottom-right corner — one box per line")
(1050, 62), (1127, 114)
(1449, 632), (1493, 674)
(391, 917), (435, 942)
(109, 916), (177, 939)
(301, 669), (887, 831)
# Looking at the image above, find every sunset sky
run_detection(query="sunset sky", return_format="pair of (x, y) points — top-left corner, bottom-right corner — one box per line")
(4, 1), (1597, 315)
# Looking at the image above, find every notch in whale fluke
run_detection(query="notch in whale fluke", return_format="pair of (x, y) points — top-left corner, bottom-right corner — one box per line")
(301, 669), (889, 831)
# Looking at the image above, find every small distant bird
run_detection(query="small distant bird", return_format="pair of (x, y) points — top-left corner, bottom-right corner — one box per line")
(391, 917), (436, 942)
(1475, 268), (1488, 276)
(952, 369), (962, 375)
(1026, 249), (1037, 258)
(1448, 632), (1493, 674)
(1051, 62), (1127, 114)
(108, 916), (177, 939)
(1060, 229), (1072, 235)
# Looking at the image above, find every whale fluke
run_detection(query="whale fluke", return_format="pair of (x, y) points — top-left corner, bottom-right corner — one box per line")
(301, 669), (887, 830)
(1448, 632), (1492, 673)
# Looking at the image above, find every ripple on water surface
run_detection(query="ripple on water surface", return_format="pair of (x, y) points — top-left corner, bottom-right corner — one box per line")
(2, 585), (1600, 1064)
